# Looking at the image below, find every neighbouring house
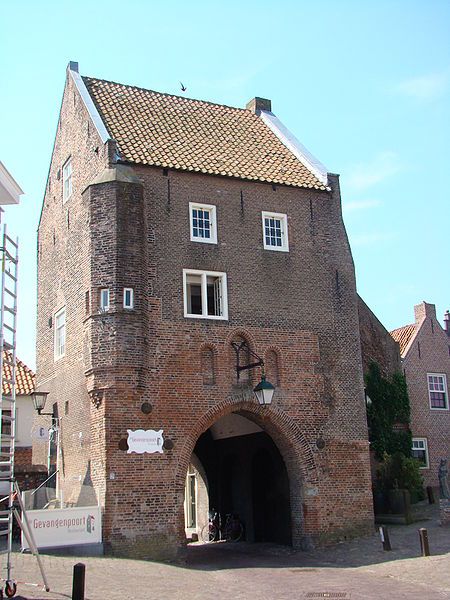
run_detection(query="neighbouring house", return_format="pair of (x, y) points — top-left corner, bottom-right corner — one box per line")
(1, 355), (46, 494)
(391, 302), (450, 489)
(33, 61), (374, 559)
(0, 165), (46, 492)
(0, 161), (23, 209)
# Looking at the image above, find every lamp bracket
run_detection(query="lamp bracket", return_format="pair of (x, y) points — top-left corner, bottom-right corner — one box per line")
(231, 341), (264, 380)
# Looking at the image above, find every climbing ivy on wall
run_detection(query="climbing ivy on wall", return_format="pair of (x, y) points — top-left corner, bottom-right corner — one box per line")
(365, 362), (412, 460)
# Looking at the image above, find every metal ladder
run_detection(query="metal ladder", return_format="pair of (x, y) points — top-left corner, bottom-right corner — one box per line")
(0, 225), (49, 595)
(0, 224), (20, 589)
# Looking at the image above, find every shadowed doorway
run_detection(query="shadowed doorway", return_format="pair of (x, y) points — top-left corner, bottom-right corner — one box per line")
(192, 412), (292, 545)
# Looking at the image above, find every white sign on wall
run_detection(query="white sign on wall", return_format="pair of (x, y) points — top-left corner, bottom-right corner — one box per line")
(127, 429), (164, 454)
(32, 425), (49, 441)
(22, 505), (102, 550)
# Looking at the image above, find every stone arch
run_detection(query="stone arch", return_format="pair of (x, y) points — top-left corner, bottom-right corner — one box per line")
(199, 342), (218, 386)
(226, 328), (257, 386)
(174, 398), (318, 549)
(264, 345), (282, 387)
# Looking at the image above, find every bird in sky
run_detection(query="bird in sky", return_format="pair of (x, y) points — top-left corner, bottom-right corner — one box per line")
(180, 82), (187, 92)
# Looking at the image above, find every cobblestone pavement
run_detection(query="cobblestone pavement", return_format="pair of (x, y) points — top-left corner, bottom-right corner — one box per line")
(4, 502), (450, 600)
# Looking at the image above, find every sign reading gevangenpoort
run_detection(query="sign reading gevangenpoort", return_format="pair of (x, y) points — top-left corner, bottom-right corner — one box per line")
(127, 429), (164, 454)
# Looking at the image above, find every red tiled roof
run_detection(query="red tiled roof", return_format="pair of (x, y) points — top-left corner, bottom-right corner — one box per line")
(2, 353), (35, 396)
(390, 324), (417, 356)
(83, 77), (328, 191)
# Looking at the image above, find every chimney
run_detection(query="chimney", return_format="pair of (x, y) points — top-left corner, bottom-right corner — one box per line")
(414, 301), (437, 324)
(444, 310), (450, 337)
(246, 97), (272, 114)
(68, 61), (79, 73)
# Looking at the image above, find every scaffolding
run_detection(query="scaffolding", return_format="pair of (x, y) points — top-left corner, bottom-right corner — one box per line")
(0, 225), (49, 596)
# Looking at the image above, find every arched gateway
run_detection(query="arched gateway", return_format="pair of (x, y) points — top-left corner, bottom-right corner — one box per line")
(35, 63), (374, 563)
(176, 398), (319, 551)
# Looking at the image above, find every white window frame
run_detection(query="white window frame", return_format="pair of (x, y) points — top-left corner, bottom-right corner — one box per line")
(54, 307), (66, 360)
(123, 287), (134, 309)
(184, 469), (197, 530)
(427, 373), (449, 410)
(262, 211), (289, 252)
(412, 438), (429, 469)
(100, 288), (110, 312)
(183, 269), (228, 320)
(189, 203), (217, 244)
(62, 158), (73, 203)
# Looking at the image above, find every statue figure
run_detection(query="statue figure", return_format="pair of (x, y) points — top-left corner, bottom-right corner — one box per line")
(438, 458), (450, 499)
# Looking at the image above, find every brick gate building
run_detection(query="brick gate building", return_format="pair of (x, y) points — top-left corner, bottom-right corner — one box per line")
(34, 62), (373, 559)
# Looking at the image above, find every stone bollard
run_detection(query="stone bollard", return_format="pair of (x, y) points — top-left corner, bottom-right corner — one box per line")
(418, 528), (430, 557)
(72, 563), (86, 600)
(440, 499), (450, 526)
(379, 525), (391, 551)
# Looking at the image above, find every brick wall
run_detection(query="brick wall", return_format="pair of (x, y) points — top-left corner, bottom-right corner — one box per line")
(358, 296), (401, 377)
(34, 67), (111, 505)
(36, 69), (374, 559)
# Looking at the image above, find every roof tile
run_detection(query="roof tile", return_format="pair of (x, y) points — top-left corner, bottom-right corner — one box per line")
(390, 324), (417, 356)
(2, 353), (35, 396)
(83, 77), (328, 191)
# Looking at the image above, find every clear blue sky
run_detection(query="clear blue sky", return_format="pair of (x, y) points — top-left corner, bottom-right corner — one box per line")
(1, 0), (449, 371)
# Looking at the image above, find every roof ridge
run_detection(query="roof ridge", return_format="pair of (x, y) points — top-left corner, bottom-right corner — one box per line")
(82, 75), (253, 115)
(390, 323), (415, 334)
(2, 350), (36, 376)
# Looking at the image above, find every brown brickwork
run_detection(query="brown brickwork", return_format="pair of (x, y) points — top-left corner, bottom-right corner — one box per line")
(358, 296), (401, 377)
(393, 303), (450, 488)
(35, 65), (374, 560)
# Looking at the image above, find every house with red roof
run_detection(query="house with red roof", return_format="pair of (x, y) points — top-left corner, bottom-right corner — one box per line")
(0, 354), (46, 493)
(34, 62), (374, 559)
(391, 302), (450, 488)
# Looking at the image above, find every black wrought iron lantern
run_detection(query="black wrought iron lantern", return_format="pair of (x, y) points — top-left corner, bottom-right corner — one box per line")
(30, 391), (50, 415)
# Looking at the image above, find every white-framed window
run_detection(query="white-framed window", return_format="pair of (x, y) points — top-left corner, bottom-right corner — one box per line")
(183, 269), (228, 320)
(123, 288), (134, 309)
(262, 211), (289, 251)
(184, 468), (197, 529)
(54, 307), (66, 360)
(100, 288), (110, 311)
(428, 373), (448, 410)
(412, 438), (429, 469)
(62, 158), (73, 203)
(189, 203), (217, 244)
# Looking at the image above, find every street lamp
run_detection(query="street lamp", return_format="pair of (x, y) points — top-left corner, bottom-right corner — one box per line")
(253, 371), (275, 406)
(231, 341), (276, 406)
(30, 391), (51, 415)
(30, 391), (62, 503)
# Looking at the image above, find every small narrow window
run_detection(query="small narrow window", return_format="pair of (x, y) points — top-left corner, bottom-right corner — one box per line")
(262, 211), (289, 252)
(231, 335), (251, 384)
(189, 203), (217, 244)
(65, 401), (69, 416)
(428, 373), (448, 410)
(412, 438), (429, 469)
(201, 347), (215, 385)
(100, 288), (110, 311)
(265, 350), (281, 386)
(123, 288), (134, 309)
(85, 290), (90, 314)
(54, 307), (66, 360)
(183, 270), (228, 320)
(62, 158), (73, 203)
